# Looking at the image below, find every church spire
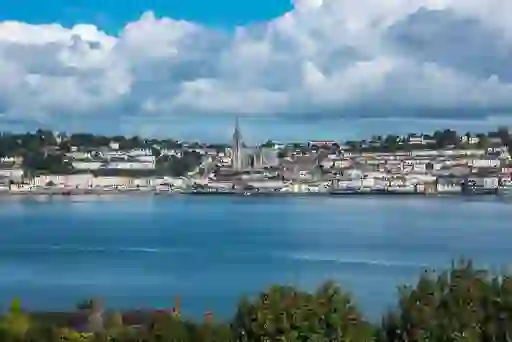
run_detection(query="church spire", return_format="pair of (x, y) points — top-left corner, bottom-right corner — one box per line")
(234, 116), (241, 138)
(232, 116), (243, 170)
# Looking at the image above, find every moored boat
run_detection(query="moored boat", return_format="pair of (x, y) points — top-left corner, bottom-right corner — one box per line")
(498, 182), (512, 197)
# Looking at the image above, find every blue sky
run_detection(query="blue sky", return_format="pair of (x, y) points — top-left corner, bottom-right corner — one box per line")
(0, 0), (510, 143)
(0, 0), (292, 32)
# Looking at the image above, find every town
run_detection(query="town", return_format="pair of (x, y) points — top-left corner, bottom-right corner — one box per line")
(1, 121), (512, 196)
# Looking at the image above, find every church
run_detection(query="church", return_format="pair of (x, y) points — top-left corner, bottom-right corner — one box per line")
(230, 118), (279, 171)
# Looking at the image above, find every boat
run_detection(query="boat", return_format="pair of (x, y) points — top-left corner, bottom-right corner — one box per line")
(498, 182), (512, 197)
(329, 187), (361, 195)
(368, 187), (387, 194)
(186, 189), (238, 195)
(462, 183), (498, 195)
(386, 186), (416, 195)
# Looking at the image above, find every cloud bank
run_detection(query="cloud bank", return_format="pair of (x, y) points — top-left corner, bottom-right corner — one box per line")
(0, 0), (511, 137)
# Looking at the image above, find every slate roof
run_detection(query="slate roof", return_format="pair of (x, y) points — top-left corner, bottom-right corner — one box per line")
(281, 155), (319, 171)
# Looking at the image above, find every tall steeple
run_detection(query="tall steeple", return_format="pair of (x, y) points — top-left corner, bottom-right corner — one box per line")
(233, 116), (241, 142)
(232, 116), (243, 170)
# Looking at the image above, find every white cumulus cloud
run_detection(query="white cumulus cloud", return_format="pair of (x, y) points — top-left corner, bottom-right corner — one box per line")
(0, 0), (511, 135)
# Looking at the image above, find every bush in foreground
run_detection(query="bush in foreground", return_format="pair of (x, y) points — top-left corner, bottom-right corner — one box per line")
(1, 259), (512, 341)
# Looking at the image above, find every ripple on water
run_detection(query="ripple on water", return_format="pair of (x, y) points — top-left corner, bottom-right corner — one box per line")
(0, 196), (510, 319)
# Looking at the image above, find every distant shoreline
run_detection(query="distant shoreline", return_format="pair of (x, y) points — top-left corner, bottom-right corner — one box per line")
(0, 189), (155, 196)
(0, 189), (506, 198)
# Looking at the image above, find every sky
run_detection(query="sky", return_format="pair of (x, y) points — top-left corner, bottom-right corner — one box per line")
(0, 0), (511, 143)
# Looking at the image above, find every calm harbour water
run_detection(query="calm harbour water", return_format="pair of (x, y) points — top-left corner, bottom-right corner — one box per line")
(0, 195), (511, 320)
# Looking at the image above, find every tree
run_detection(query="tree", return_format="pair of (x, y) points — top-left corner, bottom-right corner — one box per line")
(0, 298), (31, 340)
(381, 258), (512, 342)
(346, 141), (360, 151)
(261, 140), (274, 148)
(477, 134), (490, 150)
(147, 312), (190, 341)
(277, 151), (287, 159)
(119, 136), (143, 150)
(434, 129), (459, 148)
(497, 126), (512, 155)
(150, 146), (161, 157)
(22, 152), (73, 175)
(384, 135), (399, 151)
(58, 140), (72, 153)
(232, 283), (374, 342)
(156, 151), (203, 177)
(106, 311), (123, 331)
(35, 129), (57, 147)
(1, 259), (512, 341)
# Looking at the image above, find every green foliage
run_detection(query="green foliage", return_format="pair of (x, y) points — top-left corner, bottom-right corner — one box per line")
(0, 130), (183, 156)
(147, 313), (191, 341)
(0, 297), (31, 340)
(22, 152), (72, 174)
(0, 130), (184, 176)
(232, 282), (374, 342)
(380, 258), (512, 342)
(57, 327), (93, 341)
(476, 134), (490, 150)
(156, 151), (203, 177)
(2, 260), (512, 341)
(261, 140), (275, 148)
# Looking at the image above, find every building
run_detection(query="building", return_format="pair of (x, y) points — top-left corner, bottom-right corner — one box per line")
(281, 155), (321, 180)
(408, 135), (425, 145)
(231, 117), (243, 171)
(308, 140), (338, 148)
(0, 167), (24, 183)
(253, 148), (279, 169)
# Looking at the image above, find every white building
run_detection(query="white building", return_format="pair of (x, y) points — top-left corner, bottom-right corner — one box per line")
(31, 174), (94, 188)
(109, 141), (120, 150)
(66, 151), (91, 160)
(91, 176), (131, 187)
(469, 159), (501, 168)
(72, 161), (104, 170)
(0, 168), (23, 182)
(107, 161), (155, 169)
(128, 148), (152, 157)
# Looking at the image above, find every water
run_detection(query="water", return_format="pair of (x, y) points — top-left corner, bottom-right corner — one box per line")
(0, 195), (510, 320)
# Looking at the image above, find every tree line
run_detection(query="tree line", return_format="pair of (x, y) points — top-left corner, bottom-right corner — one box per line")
(18, 151), (204, 179)
(2, 127), (512, 177)
(0, 130), (230, 158)
(2, 259), (512, 341)
(0, 130), (205, 178)
(0, 130), (184, 157)
(343, 127), (512, 153)
(2, 128), (511, 157)
(264, 127), (512, 155)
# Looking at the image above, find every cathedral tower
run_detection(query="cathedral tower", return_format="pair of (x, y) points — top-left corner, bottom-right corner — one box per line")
(231, 117), (243, 170)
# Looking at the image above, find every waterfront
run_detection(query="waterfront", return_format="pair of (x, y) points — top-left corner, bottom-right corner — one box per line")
(0, 196), (511, 320)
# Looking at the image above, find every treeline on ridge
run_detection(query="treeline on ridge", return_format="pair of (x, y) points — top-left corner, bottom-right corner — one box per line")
(0, 129), (206, 177)
(2, 259), (512, 341)
(2, 127), (512, 178)
(1, 127), (512, 156)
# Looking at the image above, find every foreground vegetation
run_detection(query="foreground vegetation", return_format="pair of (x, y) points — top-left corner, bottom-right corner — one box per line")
(2, 259), (512, 341)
